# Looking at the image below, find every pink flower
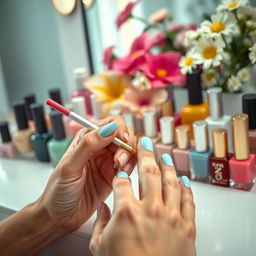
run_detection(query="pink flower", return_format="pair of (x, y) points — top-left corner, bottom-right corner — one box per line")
(174, 24), (198, 49)
(120, 86), (168, 118)
(149, 8), (170, 24)
(113, 32), (148, 75)
(146, 32), (167, 50)
(116, 0), (140, 28)
(102, 46), (115, 69)
(141, 52), (186, 88)
(167, 23), (185, 32)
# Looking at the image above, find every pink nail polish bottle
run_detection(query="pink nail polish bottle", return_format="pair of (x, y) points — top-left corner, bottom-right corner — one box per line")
(68, 97), (87, 137)
(172, 125), (192, 177)
(0, 121), (17, 159)
(229, 114), (256, 191)
(89, 94), (105, 123)
(155, 116), (176, 161)
(71, 68), (93, 115)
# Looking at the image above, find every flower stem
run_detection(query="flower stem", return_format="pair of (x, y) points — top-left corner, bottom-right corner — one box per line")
(130, 14), (149, 25)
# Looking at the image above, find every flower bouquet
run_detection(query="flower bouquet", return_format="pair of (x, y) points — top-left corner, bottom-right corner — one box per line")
(180, 0), (256, 92)
(88, 0), (197, 118)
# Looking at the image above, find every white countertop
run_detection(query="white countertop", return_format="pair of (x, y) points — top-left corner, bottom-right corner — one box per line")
(0, 158), (256, 256)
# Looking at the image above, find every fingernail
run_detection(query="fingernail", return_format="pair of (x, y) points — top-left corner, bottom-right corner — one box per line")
(123, 132), (129, 143)
(162, 153), (173, 166)
(117, 171), (129, 178)
(117, 152), (129, 167)
(181, 176), (191, 188)
(141, 136), (153, 152)
(99, 122), (118, 138)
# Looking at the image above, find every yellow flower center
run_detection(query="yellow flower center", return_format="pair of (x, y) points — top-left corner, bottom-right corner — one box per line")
(205, 73), (214, 81)
(227, 2), (238, 9)
(202, 46), (217, 59)
(156, 68), (167, 77)
(185, 57), (193, 66)
(132, 50), (142, 58)
(211, 22), (226, 33)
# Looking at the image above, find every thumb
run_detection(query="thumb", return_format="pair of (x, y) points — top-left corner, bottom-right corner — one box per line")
(89, 202), (111, 254)
(60, 121), (119, 175)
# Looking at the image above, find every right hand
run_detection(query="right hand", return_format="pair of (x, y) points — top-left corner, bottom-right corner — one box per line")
(90, 136), (196, 256)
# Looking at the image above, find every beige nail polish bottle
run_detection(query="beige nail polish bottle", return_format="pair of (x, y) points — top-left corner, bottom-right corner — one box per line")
(12, 102), (34, 154)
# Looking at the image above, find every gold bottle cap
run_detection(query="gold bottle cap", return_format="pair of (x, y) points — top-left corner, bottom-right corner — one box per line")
(213, 129), (228, 158)
(232, 113), (249, 160)
(161, 101), (174, 116)
(175, 125), (190, 149)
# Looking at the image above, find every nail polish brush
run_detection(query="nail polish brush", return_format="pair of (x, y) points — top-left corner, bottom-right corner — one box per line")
(46, 98), (136, 154)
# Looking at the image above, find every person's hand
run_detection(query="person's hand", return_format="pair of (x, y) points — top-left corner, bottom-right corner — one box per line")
(35, 115), (136, 232)
(90, 136), (196, 256)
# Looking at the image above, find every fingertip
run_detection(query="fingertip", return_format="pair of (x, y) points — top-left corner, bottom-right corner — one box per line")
(181, 176), (191, 189)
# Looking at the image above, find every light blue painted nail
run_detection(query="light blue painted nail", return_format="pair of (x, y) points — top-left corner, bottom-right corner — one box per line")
(141, 136), (153, 152)
(162, 153), (173, 166)
(181, 176), (191, 188)
(99, 122), (118, 138)
(117, 171), (129, 178)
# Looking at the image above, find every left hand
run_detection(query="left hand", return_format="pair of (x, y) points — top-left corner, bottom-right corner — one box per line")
(35, 115), (136, 232)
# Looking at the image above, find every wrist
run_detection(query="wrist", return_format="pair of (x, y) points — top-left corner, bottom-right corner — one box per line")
(31, 199), (68, 238)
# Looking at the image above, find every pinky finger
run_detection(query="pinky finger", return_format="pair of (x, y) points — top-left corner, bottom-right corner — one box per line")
(180, 176), (196, 223)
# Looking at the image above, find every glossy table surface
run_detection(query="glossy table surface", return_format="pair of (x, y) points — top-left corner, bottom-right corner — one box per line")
(0, 158), (256, 256)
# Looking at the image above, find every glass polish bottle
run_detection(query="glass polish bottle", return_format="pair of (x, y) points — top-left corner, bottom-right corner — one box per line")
(0, 121), (17, 159)
(68, 97), (87, 137)
(242, 93), (256, 154)
(12, 102), (34, 154)
(229, 114), (256, 191)
(189, 121), (212, 182)
(30, 103), (51, 162)
(155, 116), (176, 161)
(181, 71), (209, 138)
(205, 87), (232, 152)
(47, 111), (72, 166)
(209, 129), (232, 187)
(172, 125), (192, 177)
(142, 111), (160, 144)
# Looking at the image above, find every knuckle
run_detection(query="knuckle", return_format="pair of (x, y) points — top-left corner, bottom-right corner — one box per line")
(82, 133), (95, 148)
(147, 202), (165, 218)
(181, 198), (196, 210)
(114, 177), (130, 188)
(115, 201), (134, 218)
(163, 178), (180, 190)
(168, 211), (182, 227)
(141, 163), (161, 176)
(186, 222), (196, 239)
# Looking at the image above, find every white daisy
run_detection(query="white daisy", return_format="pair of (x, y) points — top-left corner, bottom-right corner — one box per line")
(194, 37), (225, 69)
(179, 50), (197, 74)
(249, 44), (256, 64)
(201, 12), (236, 38)
(201, 70), (217, 88)
(237, 68), (251, 82)
(228, 75), (242, 92)
(217, 0), (249, 12)
(237, 6), (256, 21)
(184, 29), (202, 47)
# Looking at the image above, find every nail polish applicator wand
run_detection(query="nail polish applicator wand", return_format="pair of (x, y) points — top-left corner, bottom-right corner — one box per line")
(46, 98), (136, 154)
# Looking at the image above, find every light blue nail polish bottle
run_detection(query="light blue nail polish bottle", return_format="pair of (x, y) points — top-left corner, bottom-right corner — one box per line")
(189, 121), (212, 182)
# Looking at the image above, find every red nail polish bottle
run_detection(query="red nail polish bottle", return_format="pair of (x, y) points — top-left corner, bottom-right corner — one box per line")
(209, 129), (232, 187)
